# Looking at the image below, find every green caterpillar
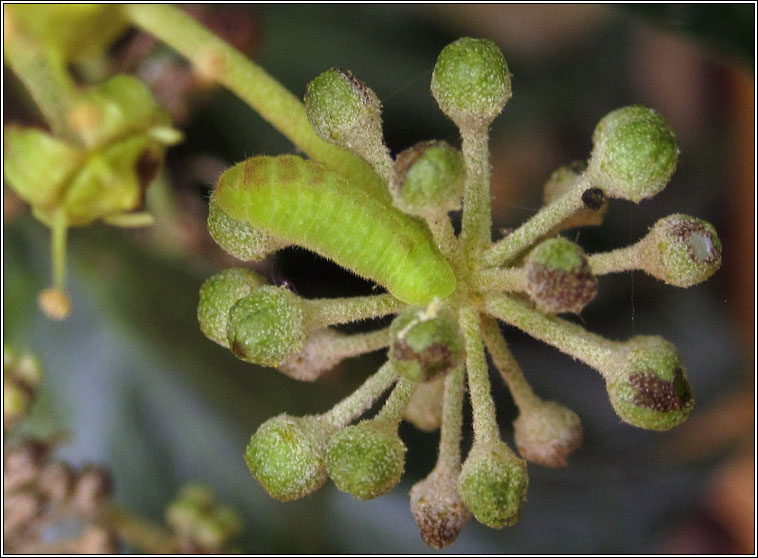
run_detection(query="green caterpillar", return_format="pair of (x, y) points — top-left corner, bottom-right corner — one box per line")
(213, 155), (456, 305)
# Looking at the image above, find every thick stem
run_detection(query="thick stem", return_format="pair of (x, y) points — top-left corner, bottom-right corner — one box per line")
(324, 327), (392, 359)
(436, 364), (465, 473)
(124, 4), (387, 202)
(459, 305), (500, 445)
(589, 244), (641, 275)
(482, 292), (617, 373)
(323, 362), (397, 429)
(482, 176), (589, 268)
(304, 294), (404, 330)
(374, 378), (417, 428)
(426, 213), (460, 262)
(480, 316), (540, 409)
(473, 267), (526, 293)
(460, 125), (492, 256)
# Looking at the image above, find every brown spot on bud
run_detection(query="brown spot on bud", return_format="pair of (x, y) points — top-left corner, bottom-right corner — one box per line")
(413, 496), (470, 549)
(526, 262), (598, 314)
(629, 368), (693, 412)
(335, 68), (375, 108)
(393, 341), (453, 380)
(581, 187), (606, 211)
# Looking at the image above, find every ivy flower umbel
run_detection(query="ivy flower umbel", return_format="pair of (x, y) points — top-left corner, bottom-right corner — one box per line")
(197, 37), (721, 548)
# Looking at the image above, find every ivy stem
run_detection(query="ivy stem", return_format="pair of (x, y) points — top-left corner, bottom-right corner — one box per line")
(436, 364), (465, 473)
(3, 17), (79, 141)
(459, 124), (492, 256)
(321, 327), (392, 359)
(482, 292), (617, 373)
(304, 294), (404, 330)
(481, 175), (589, 268)
(374, 378), (417, 429)
(472, 267), (526, 293)
(426, 214), (460, 262)
(480, 316), (541, 410)
(458, 305), (500, 445)
(588, 244), (641, 275)
(322, 362), (397, 429)
(124, 4), (387, 201)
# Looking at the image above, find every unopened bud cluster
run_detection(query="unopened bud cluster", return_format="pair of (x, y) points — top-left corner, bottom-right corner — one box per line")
(196, 34), (721, 549)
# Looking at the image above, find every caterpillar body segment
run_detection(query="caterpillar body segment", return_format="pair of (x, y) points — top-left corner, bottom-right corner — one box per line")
(214, 155), (456, 305)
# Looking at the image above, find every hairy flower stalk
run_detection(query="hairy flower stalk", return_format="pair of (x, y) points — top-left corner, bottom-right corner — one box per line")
(3, 4), (708, 548)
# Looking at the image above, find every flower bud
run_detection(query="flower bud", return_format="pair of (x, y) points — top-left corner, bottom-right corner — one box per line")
(226, 286), (307, 367)
(326, 422), (406, 500)
(304, 68), (384, 155)
(3, 126), (83, 209)
(244, 414), (328, 501)
(390, 141), (464, 217)
(68, 75), (174, 149)
(638, 214), (722, 287)
(525, 237), (598, 314)
(389, 306), (464, 383)
(458, 442), (528, 529)
(207, 194), (288, 261)
(588, 106), (678, 202)
(197, 268), (265, 347)
(513, 400), (583, 467)
(431, 38), (511, 129)
(410, 469), (471, 548)
(605, 336), (694, 431)
(543, 161), (607, 228)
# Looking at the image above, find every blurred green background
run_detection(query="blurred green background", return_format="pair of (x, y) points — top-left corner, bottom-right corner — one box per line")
(4, 4), (754, 553)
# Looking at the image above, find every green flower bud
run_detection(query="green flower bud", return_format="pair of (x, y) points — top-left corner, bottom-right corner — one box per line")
(639, 214), (722, 287)
(410, 469), (470, 549)
(606, 336), (694, 431)
(207, 195), (288, 261)
(390, 141), (464, 217)
(244, 414), (329, 502)
(588, 106), (678, 202)
(431, 38), (511, 129)
(327, 422), (406, 500)
(513, 400), (583, 468)
(389, 305), (464, 383)
(304, 68), (384, 154)
(525, 237), (598, 314)
(458, 442), (528, 529)
(197, 268), (265, 347)
(226, 286), (307, 367)
(3, 126), (83, 209)
(543, 161), (607, 229)
(68, 75), (173, 149)
(60, 134), (164, 226)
